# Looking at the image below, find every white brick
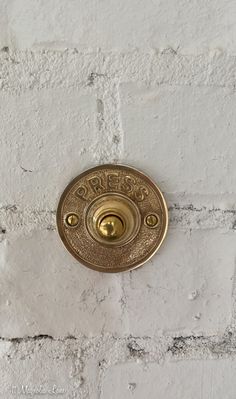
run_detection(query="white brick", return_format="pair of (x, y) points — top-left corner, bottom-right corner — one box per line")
(0, 1), (8, 50)
(0, 340), (79, 398)
(0, 89), (96, 208)
(121, 84), (236, 197)
(3, 1), (236, 53)
(1, 359), (74, 398)
(121, 230), (235, 336)
(0, 231), (123, 337)
(0, 212), (235, 337)
(0, 229), (233, 338)
(101, 359), (236, 399)
(0, 0), (235, 393)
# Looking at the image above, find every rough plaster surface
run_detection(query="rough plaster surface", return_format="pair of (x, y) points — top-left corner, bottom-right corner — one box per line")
(0, 1), (236, 398)
(1, 0), (236, 54)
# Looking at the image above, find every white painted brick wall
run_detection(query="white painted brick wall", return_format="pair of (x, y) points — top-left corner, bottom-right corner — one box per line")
(101, 359), (236, 399)
(0, 1), (236, 398)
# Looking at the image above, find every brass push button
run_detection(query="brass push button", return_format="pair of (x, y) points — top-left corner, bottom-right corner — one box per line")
(57, 164), (168, 272)
(86, 193), (141, 247)
(98, 215), (124, 240)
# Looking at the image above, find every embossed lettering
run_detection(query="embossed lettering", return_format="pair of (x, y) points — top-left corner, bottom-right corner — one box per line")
(135, 185), (149, 201)
(88, 176), (105, 194)
(107, 173), (120, 190)
(121, 175), (136, 193)
(75, 185), (88, 200)
(75, 172), (149, 202)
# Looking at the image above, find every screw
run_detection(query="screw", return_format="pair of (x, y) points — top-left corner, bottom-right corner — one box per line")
(65, 213), (79, 227)
(145, 214), (160, 228)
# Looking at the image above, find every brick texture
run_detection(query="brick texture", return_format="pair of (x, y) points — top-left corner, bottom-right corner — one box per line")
(0, 1), (236, 398)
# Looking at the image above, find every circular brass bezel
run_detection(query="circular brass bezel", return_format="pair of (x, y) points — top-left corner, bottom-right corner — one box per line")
(57, 164), (168, 273)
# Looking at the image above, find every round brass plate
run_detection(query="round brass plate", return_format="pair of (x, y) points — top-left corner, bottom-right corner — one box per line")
(57, 164), (168, 273)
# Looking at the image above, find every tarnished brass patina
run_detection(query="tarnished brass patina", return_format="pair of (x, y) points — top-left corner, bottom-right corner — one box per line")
(57, 164), (168, 272)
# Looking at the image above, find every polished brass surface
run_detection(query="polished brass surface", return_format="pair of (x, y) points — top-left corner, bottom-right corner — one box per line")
(57, 164), (168, 273)
(145, 213), (160, 228)
(65, 213), (79, 227)
(98, 215), (124, 240)
(86, 193), (141, 247)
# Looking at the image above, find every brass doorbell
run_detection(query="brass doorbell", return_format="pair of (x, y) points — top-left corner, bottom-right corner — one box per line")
(57, 164), (168, 272)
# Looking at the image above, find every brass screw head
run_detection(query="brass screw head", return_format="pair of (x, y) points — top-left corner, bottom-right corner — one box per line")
(65, 213), (79, 227)
(98, 215), (124, 240)
(145, 213), (160, 228)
